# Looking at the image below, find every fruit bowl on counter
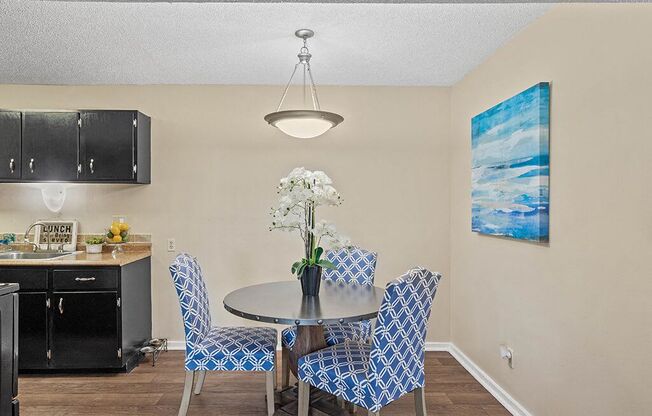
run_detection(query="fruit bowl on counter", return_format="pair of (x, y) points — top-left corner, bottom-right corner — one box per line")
(106, 216), (131, 254)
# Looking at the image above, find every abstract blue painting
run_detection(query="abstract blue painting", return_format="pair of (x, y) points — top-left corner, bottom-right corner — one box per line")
(471, 82), (550, 242)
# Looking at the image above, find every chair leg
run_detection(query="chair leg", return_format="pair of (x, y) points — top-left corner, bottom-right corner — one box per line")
(178, 371), (195, 416)
(414, 387), (427, 416)
(337, 397), (345, 409)
(368, 411), (380, 416)
(298, 380), (310, 416)
(281, 346), (290, 388)
(266, 371), (276, 416)
(193, 370), (206, 395)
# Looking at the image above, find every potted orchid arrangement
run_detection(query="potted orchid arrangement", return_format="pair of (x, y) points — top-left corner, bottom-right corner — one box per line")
(270, 167), (351, 296)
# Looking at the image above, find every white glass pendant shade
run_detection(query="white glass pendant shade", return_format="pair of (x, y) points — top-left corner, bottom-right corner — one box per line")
(266, 29), (343, 139)
(264, 110), (343, 139)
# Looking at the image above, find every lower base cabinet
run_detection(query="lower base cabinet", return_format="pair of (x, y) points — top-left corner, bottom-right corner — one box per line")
(0, 257), (151, 372)
(16, 292), (48, 370)
(51, 292), (120, 369)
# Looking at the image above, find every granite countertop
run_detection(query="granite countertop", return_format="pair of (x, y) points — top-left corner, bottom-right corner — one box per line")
(0, 249), (151, 267)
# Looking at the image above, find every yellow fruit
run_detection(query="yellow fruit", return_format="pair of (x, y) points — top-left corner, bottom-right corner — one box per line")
(119, 223), (130, 231)
(110, 225), (120, 236)
(112, 235), (122, 243)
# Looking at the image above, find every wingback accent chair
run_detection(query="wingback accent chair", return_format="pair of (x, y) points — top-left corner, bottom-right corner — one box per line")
(170, 253), (277, 416)
(280, 247), (378, 387)
(296, 267), (442, 416)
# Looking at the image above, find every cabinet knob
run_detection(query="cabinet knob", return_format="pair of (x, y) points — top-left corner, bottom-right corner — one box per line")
(29, 158), (35, 173)
(9, 158), (15, 174)
(58, 297), (64, 315)
(89, 158), (95, 174)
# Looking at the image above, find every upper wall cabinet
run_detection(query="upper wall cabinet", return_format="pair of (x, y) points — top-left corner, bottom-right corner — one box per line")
(22, 112), (80, 182)
(0, 111), (22, 181)
(0, 109), (150, 184)
(80, 111), (150, 183)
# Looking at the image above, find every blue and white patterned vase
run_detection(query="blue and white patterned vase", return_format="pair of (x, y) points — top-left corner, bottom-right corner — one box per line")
(300, 265), (322, 296)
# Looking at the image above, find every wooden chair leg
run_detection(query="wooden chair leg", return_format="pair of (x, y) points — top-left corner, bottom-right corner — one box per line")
(266, 371), (276, 416)
(178, 371), (195, 416)
(337, 397), (345, 409)
(193, 370), (206, 395)
(281, 346), (290, 388)
(298, 380), (310, 416)
(414, 387), (427, 416)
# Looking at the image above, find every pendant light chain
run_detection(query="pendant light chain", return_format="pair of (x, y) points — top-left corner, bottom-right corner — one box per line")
(275, 36), (321, 112)
(306, 63), (321, 111)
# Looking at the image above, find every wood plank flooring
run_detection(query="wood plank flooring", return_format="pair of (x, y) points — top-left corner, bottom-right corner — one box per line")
(18, 351), (510, 416)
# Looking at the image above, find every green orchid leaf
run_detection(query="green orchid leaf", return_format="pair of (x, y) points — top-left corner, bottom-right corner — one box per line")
(291, 261), (303, 274)
(296, 263), (308, 276)
(317, 259), (337, 270)
(314, 246), (324, 263)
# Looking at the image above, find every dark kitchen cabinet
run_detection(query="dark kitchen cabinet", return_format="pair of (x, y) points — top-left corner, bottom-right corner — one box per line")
(80, 110), (151, 183)
(0, 269), (48, 370)
(0, 111), (22, 181)
(0, 109), (150, 184)
(0, 284), (19, 416)
(51, 292), (119, 369)
(0, 257), (151, 372)
(22, 112), (80, 182)
(17, 293), (48, 370)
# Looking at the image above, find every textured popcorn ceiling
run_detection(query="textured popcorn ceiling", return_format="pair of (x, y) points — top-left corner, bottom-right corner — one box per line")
(0, 1), (551, 86)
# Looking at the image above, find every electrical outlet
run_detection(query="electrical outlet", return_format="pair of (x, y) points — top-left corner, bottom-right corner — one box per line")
(499, 344), (514, 369)
(167, 238), (176, 252)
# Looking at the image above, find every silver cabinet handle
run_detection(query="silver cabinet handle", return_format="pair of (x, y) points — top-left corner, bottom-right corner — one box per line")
(29, 158), (35, 173)
(75, 277), (96, 282)
(9, 158), (15, 173)
(58, 297), (64, 314)
(77, 163), (82, 174)
(89, 158), (94, 174)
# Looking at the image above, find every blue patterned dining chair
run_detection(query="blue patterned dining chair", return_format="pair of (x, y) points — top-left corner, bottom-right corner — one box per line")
(280, 247), (378, 388)
(170, 253), (277, 416)
(297, 267), (442, 416)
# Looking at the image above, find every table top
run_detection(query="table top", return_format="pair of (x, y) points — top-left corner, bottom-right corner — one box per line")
(223, 280), (385, 325)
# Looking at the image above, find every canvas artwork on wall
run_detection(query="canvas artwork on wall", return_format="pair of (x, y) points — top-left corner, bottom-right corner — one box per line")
(471, 82), (550, 242)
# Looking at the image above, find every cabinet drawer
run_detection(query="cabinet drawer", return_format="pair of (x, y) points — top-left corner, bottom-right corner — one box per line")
(0, 268), (48, 290)
(53, 269), (118, 290)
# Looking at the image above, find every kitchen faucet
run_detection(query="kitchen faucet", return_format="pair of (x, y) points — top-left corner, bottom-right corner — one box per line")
(23, 222), (51, 252)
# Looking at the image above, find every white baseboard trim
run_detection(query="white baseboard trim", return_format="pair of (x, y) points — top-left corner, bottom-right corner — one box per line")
(446, 343), (533, 416)
(424, 341), (452, 351)
(167, 340), (185, 351)
(166, 340), (530, 416)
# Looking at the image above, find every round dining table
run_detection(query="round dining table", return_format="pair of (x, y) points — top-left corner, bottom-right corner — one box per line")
(224, 280), (385, 415)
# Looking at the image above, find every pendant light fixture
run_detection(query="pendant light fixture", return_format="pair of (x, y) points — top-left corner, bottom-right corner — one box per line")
(264, 29), (343, 139)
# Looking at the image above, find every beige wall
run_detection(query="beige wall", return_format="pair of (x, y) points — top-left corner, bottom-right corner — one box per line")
(449, 4), (652, 415)
(0, 84), (451, 343)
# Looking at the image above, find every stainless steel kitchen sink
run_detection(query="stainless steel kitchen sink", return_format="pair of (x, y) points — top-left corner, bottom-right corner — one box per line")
(0, 251), (76, 260)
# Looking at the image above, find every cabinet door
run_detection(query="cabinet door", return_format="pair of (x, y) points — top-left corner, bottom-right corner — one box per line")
(0, 111), (21, 180)
(51, 292), (120, 369)
(17, 293), (49, 370)
(22, 112), (79, 181)
(80, 111), (135, 181)
(0, 294), (16, 415)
